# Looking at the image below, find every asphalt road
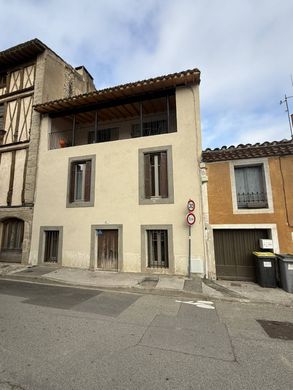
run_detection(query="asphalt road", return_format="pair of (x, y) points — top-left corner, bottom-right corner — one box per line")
(0, 280), (292, 390)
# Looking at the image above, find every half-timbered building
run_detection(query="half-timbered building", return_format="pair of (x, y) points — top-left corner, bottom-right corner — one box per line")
(0, 39), (94, 263)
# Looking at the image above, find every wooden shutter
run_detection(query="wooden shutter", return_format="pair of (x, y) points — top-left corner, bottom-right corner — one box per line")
(160, 152), (168, 198)
(84, 160), (92, 202)
(144, 154), (151, 199)
(69, 163), (75, 203)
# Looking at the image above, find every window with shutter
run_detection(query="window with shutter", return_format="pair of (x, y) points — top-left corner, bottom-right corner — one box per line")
(234, 165), (268, 209)
(139, 146), (174, 205)
(67, 155), (95, 207)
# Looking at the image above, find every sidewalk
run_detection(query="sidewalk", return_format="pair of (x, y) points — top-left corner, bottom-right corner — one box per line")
(1, 263), (292, 305)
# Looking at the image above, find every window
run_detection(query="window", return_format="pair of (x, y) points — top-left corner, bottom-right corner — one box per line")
(147, 230), (169, 268)
(131, 120), (168, 138)
(67, 155), (95, 207)
(44, 231), (59, 263)
(139, 146), (174, 205)
(88, 127), (119, 144)
(234, 165), (268, 209)
(141, 224), (174, 273)
(146, 151), (168, 198)
(1, 218), (24, 251)
(0, 73), (6, 88)
(38, 226), (63, 265)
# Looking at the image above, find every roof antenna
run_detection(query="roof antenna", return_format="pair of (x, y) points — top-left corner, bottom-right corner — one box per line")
(280, 78), (293, 139)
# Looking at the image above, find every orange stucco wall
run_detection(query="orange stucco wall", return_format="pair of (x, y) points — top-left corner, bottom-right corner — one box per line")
(207, 155), (293, 253)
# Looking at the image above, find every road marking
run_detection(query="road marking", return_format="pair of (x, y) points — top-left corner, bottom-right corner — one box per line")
(175, 300), (215, 309)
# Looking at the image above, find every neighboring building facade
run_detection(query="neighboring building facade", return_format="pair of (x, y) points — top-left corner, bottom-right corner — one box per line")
(0, 39), (95, 264)
(29, 69), (206, 275)
(202, 140), (293, 280)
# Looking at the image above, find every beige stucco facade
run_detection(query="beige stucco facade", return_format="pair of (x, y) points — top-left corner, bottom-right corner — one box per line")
(29, 84), (206, 275)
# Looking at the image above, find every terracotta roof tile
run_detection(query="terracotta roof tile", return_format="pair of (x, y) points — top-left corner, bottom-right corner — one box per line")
(34, 68), (200, 115)
(202, 139), (293, 162)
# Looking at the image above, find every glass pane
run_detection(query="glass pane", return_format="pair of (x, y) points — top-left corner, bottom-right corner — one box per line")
(75, 163), (85, 200)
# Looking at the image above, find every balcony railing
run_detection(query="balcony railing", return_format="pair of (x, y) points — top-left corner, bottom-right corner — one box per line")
(237, 192), (268, 209)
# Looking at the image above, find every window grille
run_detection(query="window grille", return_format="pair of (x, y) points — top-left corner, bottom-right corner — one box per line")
(235, 165), (268, 209)
(147, 230), (169, 268)
(44, 231), (59, 263)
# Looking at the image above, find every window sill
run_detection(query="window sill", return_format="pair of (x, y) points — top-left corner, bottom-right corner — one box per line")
(66, 200), (94, 208)
(139, 197), (174, 205)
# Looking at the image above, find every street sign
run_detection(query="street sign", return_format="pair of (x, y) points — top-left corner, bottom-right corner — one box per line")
(187, 199), (195, 212)
(186, 212), (196, 226)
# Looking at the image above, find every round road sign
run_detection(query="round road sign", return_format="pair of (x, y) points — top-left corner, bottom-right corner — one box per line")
(186, 212), (196, 226)
(187, 199), (195, 212)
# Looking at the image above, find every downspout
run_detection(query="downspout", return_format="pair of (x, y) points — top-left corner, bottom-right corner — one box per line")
(188, 85), (209, 279)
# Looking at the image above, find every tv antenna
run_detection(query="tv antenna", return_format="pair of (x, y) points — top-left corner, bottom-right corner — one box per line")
(280, 94), (293, 139)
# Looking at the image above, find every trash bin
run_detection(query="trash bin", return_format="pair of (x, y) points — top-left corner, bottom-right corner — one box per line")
(276, 254), (293, 293)
(253, 252), (277, 288)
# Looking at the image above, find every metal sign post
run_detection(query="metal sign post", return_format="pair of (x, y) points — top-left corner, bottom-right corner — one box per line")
(186, 199), (196, 279)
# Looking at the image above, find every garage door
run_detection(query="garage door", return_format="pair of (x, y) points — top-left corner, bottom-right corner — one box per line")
(213, 229), (269, 281)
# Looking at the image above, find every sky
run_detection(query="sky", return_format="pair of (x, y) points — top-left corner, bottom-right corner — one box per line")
(1, 0), (293, 149)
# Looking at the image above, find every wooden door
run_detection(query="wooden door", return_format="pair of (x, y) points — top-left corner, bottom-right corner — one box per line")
(97, 230), (118, 270)
(214, 229), (269, 281)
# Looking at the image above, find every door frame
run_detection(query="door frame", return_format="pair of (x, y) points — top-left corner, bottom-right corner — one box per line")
(207, 224), (279, 280)
(90, 224), (123, 271)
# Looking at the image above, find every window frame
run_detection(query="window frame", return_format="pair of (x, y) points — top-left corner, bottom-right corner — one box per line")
(141, 224), (174, 274)
(1, 218), (24, 252)
(229, 158), (274, 214)
(38, 226), (63, 265)
(66, 155), (96, 208)
(139, 145), (174, 205)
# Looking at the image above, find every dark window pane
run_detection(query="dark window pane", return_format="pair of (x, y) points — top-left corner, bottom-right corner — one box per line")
(44, 231), (59, 262)
(147, 230), (169, 268)
(1, 219), (24, 251)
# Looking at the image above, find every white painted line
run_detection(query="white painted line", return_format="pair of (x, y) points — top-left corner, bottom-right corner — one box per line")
(175, 300), (215, 310)
(194, 303), (215, 310)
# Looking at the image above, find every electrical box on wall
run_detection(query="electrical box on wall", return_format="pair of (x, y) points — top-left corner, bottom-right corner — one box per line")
(259, 239), (273, 249)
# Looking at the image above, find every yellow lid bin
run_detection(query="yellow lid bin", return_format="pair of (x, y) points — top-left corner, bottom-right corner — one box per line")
(253, 252), (275, 258)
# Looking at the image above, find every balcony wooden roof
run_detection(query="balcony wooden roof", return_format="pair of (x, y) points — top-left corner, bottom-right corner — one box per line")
(202, 139), (293, 162)
(34, 68), (200, 116)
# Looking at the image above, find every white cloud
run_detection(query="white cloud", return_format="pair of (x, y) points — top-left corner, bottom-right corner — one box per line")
(1, 0), (293, 147)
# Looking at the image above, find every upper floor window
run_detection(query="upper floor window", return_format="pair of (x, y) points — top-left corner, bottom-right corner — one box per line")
(139, 145), (174, 205)
(145, 151), (168, 198)
(234, 165), (268, 209)
(0, 73), (7, 88)
(131, 119), (168, 138)
(67, 155), (95, 207)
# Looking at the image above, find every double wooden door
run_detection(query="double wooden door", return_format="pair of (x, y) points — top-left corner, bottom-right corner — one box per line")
(97, 230), (118, 271)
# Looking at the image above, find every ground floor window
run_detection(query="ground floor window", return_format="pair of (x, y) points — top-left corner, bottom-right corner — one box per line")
(1, 218), (24, 251)
(44, 231), (59, 263)
(38, 226), (63, 265)
(147, 229), (169, 268)
(0, 218), (24, 263)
